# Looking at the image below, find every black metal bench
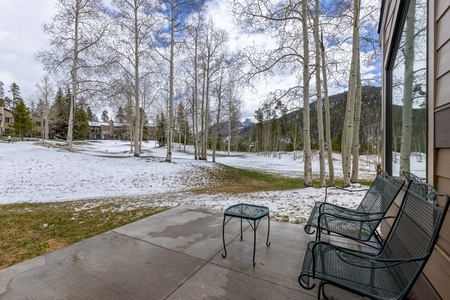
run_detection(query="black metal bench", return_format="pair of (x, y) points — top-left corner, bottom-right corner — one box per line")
(298, 181), (450, 300)
(304, 170), (405, 247)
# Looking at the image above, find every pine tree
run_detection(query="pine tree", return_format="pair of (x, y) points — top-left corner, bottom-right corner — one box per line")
(116, 106), (126, 123)
(156, 112), (166, 147)
(50, 87), (70, 139)
(101, 110), (109, 122)
(9, 83), (21, 107)
(74, 106), (90, 140)
(177, 101), (189, 145)
(0, 81), (4, 106)
(86, 106), (97, 121)
(10, 99), (33, 140)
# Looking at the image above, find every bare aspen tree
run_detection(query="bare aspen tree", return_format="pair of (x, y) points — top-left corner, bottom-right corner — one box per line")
(399, 1), (416, 175)
(165, 0), (176, 162)
(314, 0), (325, 187)
(226, 82), (241, 154)
(200, 22), (229, 160)
(108, 0), (162, 157)
(320, 33), (335, 186)
(158, 0), (204, 162)
(179, 35), (200, 159)
(351, 49), (362, 182)
(183, 12), (204, 160)
(38, 0), (108, 150)
(211, 71), (224, 162)
(341, 0), (360, 187)
(302, 0), (312, 187)
(35, 75), (54, 140)
(232, 0), (313, 186)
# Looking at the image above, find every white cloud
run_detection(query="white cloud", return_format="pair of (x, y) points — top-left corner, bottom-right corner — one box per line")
(0, 0), (380, 121)
(0, 0), (55, 100)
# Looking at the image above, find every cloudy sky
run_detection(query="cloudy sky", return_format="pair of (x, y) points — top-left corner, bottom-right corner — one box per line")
(0, 0), (380, 120)
(0, 1), (55, 101)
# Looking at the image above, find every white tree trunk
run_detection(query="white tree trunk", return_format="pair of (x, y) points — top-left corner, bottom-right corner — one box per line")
(321, 35), (334, 186)
(133, 3), (141, 157)
(67, 0), (80, 150)
(165, 0), (175, 162)
(302, 0), (312, 187)
(351, 49), (362, 182)
(399, 1), (416, 175)
(341, 0), (360, 187)
(314, 0), (325, 187)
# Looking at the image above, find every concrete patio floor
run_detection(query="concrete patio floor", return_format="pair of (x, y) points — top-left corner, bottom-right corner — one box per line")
(0, 206), (367, 299)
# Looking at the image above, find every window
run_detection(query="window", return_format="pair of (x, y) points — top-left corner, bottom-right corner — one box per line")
(386, 0), (427, 178)
(5, 117), (12, 124)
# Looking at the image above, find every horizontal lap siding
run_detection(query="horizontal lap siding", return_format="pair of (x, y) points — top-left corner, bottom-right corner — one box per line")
(435, 167), (450, 257)
(436, 74), (450, 108)
(434, 1), (450, 299)
(382, 0), (450, 298)
(437, 0), (450, 19)
(436, 41), (450, 79)
(436, 6), (450, 107)
(423, 249), (450, 300)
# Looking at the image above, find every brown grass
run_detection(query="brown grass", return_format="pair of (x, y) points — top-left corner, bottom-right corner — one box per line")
(0, 201), (167, 270)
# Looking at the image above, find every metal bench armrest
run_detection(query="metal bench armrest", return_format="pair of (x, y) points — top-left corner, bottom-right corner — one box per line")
(324, 185), (369, 202)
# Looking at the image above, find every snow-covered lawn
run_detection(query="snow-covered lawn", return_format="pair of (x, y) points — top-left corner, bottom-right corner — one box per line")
(0, 140), (379, 223)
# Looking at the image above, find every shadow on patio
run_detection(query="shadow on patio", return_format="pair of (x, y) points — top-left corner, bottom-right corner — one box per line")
(0, 206), (369, 299)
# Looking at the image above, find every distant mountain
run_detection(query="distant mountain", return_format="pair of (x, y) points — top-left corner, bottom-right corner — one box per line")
(210, 85), (425, 153)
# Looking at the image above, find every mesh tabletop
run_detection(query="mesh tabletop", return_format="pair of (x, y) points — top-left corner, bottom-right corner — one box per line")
(224, 203), (269, 220)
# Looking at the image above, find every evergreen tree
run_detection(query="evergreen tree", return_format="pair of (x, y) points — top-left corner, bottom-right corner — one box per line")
(177, 101), (189, 145)
(86, 106), (98, 122)
(10, 99), (33, 140)
(9, 83), (21, 106)
(0, 81), (13, 108)
(0, 81), (4, 106)
(156, 112), (166, 147)
(50, 87), (70, 139)
(116, 106), (126, 123)
(74, 106), (90, 140)
(101, 110), (109, 122)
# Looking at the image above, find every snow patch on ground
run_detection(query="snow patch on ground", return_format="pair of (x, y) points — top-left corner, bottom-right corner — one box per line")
(0, 139), (412, 223)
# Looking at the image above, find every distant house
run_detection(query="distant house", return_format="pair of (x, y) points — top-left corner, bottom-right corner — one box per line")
(0, 105), (43, 137)
(0, 106), (13, 135)
(88, 121), (156, 141)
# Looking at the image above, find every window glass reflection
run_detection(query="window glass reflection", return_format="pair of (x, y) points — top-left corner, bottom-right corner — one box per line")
(391, 0), (427, 178)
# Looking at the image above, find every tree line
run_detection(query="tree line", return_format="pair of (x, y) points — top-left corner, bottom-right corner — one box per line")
(16, 0), (394, 186)
(0, 81), (95, 140)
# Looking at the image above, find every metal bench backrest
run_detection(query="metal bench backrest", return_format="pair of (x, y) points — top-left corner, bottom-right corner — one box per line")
(356, 170), (405, 214)
(378, 181), (450, 298)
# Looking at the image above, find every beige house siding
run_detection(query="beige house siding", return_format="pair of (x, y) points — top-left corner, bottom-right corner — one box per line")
(433, 5), (450, 299)
(381, 0), (450, 299)
(0, 106), (43, 137)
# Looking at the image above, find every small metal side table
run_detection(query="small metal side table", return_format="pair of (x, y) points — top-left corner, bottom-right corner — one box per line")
(221, 203), (271, 266)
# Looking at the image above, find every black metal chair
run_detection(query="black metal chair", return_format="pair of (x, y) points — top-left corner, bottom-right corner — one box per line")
(298, 181), (450, 300)
(304, 170), (405, 248)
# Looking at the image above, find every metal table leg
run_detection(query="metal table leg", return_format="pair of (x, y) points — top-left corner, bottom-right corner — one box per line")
(221, 214), (227, 258)
(253, 219), (257, 266)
